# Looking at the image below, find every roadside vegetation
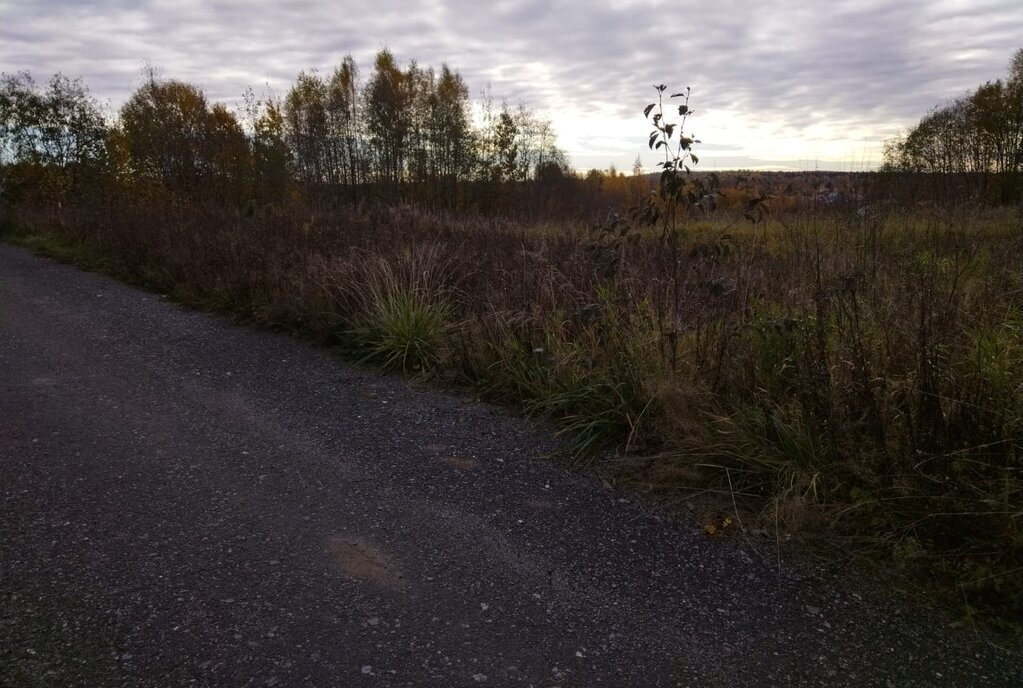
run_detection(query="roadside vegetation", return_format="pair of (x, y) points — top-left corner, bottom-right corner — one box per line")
(2, 49), (1021, 631)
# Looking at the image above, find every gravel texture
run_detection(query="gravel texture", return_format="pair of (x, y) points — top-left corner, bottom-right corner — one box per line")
(1, 242), (1020, 687)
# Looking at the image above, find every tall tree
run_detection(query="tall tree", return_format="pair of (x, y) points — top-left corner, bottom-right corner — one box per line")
(491, 108), (519, 182)
(1006, 48), (1023, 182)
(426, 65), (474, 205)
(244, 88), (291, 204)
(206, 102), (251, 201)
(283, 71), (330, 185)
(326, 55), (364, 196)
(118, 71), (249, 201)
(514, 105), (565, 181)
(364, 49), (411, 191)
(0, 71), (107, 196)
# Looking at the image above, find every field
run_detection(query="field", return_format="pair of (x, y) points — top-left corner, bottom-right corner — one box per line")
(4, 184), (1020, 630)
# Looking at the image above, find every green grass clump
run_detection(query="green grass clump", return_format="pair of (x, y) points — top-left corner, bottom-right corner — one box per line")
(343, 246), (457, 374)
(351, 285), (453, 373)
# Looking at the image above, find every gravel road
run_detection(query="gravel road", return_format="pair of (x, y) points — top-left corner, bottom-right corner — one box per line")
(1, 242), (1019, 687)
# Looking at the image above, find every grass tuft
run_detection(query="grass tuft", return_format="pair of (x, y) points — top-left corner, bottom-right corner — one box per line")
(343, 246), (457, 374)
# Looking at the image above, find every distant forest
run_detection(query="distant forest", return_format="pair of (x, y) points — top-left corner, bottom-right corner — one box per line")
(0, 50), (621, 216)
(882, 48), (1023, 203)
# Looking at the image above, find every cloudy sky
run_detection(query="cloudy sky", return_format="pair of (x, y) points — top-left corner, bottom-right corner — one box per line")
(2, 0), (1021, 171)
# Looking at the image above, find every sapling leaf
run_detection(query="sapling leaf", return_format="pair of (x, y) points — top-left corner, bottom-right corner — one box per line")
(643, 103), (656, 117)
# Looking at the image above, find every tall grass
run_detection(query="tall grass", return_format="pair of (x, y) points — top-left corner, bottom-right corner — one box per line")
(3, 194), (1020, 627)
(320, 245), (457, 372)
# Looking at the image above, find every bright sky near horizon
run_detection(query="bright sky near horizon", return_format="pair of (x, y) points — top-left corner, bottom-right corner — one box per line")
(2, 0), (1021, 172)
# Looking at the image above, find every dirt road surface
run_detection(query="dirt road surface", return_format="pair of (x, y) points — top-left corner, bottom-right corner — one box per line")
(1, 243), (1019, 687)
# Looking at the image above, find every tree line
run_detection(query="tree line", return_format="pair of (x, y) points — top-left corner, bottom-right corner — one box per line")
(0, 50), (574, 213)
(882, 49), (1023, 203)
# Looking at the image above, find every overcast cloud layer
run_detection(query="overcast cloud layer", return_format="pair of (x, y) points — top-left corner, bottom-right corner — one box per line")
(2, 0), (1021, 170)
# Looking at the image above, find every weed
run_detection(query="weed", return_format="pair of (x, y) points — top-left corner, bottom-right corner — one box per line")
(343, 246), (457, 374)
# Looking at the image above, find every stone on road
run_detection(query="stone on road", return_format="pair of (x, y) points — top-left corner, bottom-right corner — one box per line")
(1, 243), (1019, 687)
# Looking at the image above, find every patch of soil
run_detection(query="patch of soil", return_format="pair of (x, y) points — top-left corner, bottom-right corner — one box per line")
(327, 536), (405, 590)
(439, 456), (479, 470)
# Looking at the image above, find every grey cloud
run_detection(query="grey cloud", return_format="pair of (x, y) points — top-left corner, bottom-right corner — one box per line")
(2, 0), (1020, 170)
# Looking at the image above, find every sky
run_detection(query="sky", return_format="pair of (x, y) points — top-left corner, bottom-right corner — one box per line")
(1, 0), (1021, 172)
